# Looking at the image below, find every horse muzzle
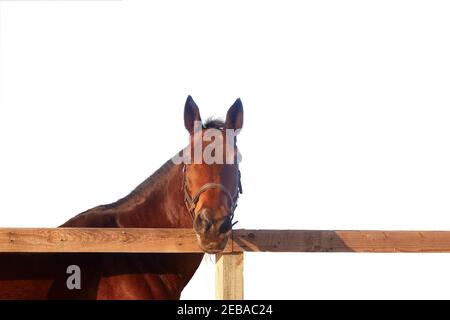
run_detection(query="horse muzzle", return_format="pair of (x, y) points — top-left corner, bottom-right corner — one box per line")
(195, 234), (230, 254)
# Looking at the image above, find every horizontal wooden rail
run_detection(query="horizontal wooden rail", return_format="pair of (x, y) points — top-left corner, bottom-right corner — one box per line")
(1, 228), (450, 253)
(0, 228), (220, 253)
(2, 228), (450, 300)
(233, 230), (450, 253)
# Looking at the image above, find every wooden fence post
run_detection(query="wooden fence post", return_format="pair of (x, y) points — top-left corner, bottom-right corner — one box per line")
(215, 252), (244, 300)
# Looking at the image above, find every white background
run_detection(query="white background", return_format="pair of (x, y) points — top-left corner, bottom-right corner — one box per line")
(1, 0), (450, 299)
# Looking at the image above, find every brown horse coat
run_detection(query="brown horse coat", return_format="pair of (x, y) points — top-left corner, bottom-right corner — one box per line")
(0, 160), (203, 299)
(0, 96), (243, 299)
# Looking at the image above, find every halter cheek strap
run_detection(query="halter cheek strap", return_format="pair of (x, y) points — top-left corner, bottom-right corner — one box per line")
(182, 164), (242, 225)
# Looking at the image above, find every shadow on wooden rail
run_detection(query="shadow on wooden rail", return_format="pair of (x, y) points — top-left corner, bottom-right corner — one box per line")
(232, 229), (450, 253)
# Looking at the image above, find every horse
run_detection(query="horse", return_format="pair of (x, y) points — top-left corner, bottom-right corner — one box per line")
(0, 96), (243, 299)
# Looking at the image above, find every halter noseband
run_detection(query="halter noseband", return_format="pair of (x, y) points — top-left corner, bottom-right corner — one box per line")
(182, 164), (242, 226)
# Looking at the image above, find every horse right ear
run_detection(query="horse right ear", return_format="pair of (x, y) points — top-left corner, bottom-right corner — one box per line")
(184, 95), (202, 135)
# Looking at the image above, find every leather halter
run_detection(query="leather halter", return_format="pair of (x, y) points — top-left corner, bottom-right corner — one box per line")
(182, 164), (242, 226)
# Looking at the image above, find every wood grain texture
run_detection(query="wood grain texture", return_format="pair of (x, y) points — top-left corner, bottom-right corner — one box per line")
(215, 252), (244, 300)
(2, 228), (450, 253)
(0, 228), (234, 253)
(232, 230), (450, 252)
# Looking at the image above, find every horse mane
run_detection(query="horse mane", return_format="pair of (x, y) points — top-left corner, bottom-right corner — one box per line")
(203, 118), (225, 130)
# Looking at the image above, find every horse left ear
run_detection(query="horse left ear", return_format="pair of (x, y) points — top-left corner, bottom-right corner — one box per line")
(225, 98), (244, 130)
(184, 95), (202, 135)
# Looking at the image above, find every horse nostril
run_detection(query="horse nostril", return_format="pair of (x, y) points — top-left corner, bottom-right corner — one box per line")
(219, 218), (232, 234)
(194, 211), (213, 232)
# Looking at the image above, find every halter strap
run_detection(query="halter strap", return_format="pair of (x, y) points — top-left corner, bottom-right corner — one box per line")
(182, 164), (242, 225)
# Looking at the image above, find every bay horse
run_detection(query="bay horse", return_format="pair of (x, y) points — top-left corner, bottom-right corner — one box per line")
(0, 96), (243, 299)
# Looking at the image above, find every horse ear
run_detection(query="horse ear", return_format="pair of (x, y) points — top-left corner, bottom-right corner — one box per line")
(184, 95), (202, 134)
(225, 98), (244, 130)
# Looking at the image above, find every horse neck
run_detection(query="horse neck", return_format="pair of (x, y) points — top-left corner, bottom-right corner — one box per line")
(115, 161), (194, 229)
(113, 161), (203, 298)
(60, 160), (202, 299)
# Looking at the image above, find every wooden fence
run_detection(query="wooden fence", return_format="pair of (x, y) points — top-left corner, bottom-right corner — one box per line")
(2, 228), (450, 299)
